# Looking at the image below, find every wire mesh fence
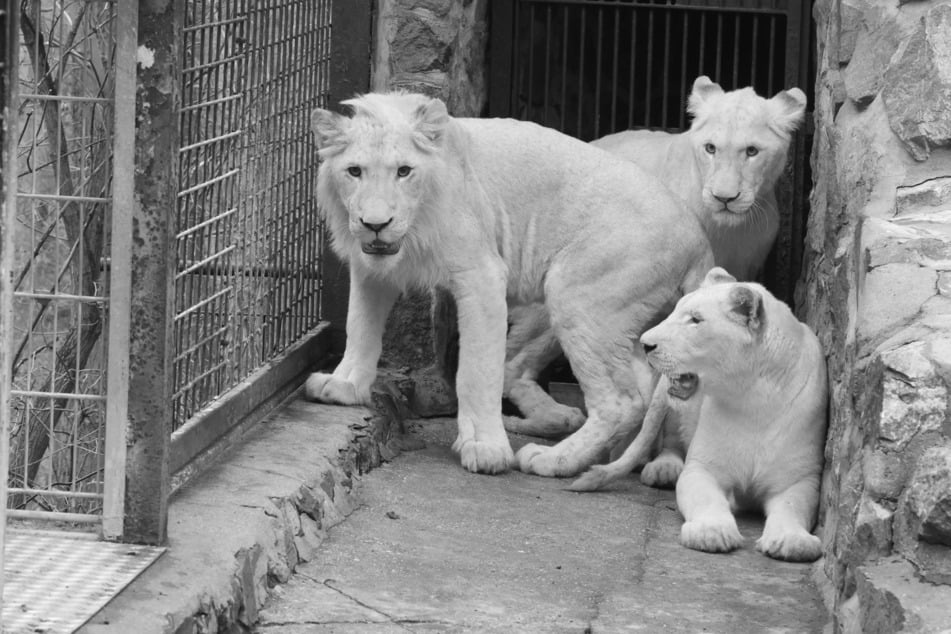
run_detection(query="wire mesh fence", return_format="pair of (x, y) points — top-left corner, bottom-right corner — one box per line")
(172, 0), (331, 430)
(7, 0), (117, 523)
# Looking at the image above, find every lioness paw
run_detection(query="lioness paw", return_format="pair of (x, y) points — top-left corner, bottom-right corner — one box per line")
(756, 529), (822, 562)
(680, 518), (744, 553)
(456, 439), (515, 475)
(304, 372), (369, 406)
(640, 455), (684, 489)
(515, 443), (584, 477)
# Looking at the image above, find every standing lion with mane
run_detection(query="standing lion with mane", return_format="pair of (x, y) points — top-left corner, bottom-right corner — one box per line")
(305, 92), (713, 477)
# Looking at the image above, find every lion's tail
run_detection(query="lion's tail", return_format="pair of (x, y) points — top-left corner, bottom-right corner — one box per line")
(568, 380), (670, 492)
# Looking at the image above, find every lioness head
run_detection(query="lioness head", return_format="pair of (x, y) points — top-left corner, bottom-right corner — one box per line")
(311, 92), (449, 265)
(640, 267), (768, 392)
(687, 76), (806, 222)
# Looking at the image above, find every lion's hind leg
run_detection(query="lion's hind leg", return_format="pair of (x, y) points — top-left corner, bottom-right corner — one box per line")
(756, 477), (822, 562)
(504, 304), (585, 437)
(515, 315), (653, 477)
(569, 378), (669, 491)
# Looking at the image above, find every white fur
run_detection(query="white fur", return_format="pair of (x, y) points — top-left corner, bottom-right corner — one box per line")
(572, 267), (827, 562)
(593, 75), (807, 281)
(504, 76), (807, 440)
(305, 91), (714, 476)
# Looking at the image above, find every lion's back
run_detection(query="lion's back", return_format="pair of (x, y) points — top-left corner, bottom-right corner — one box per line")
(456, 118), (701, 238)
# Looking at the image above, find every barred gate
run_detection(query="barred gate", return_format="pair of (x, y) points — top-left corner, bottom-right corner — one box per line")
(488, 0), (814, 301)
(2, 0), (370, 544)
(169, 1), (343, 480)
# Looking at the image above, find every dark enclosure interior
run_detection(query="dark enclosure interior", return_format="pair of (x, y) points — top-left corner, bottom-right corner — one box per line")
(488, 0), (814, 303)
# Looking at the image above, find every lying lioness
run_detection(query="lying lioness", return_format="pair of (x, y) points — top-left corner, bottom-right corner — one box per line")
(572, 268), (827, 562)
(306, 92), (713, 477)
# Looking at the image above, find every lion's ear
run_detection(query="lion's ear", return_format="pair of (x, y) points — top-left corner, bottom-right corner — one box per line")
(768, 87), (807, 136)
(311, 108), (349, 154)
(701, 266), (736, 287)
(413, 98), (450, 149)
(687, 76), (724, 117)
(728, 285), (764, 331)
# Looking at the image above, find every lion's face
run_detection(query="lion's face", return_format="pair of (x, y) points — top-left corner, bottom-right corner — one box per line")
(640, 267), (765, 392)
(686, 77), (806, 224)
(311, 93), (448, 266)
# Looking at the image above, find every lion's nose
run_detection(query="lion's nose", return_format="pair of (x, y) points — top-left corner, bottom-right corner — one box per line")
(713, 193), (739, 204)
(643, 343), (657, 354)
(361, 218), (393, 233)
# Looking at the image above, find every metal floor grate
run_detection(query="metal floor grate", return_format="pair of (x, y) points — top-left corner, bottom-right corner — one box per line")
(2, 530), (165, 633)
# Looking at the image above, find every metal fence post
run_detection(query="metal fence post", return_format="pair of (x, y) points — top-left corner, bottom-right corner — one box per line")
(122, 0), (183, 545)
(1, 0), (19, 596)
(101, 0), (140, 541)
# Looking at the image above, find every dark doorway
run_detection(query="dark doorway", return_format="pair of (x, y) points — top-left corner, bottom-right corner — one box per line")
(488, 0), (814, 303)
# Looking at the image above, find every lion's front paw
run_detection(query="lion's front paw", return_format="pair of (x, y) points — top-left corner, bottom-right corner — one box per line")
(455, 438), (515, 474)
(515, 443), (583, 477)
(756, 528), (821, 562)
(680, 517), (744, 553)
(304, 372), (369, 406)
(640, 454), (684, 489)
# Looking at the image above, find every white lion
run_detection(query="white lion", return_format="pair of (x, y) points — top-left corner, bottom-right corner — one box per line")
(571, 268), (827, 562)
(305, 92), (713, 476)
(503, 76), (808, 443)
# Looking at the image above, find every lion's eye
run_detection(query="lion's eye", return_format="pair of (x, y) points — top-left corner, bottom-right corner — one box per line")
(703, 143), (716, 155)
(688, 313), (703, 325)
(347, 166), (362, 178)
(746, 146), (759, 157)
(397, 165), (412, 178)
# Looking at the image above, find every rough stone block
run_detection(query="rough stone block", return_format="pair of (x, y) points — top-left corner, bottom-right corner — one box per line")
(896, 444), (951, 547)
(848, 557), (951, 632)
(863, 447), (907, 499)
(876, 342), (947, 451)
(858, 263), (937, 350)
(844, 495), (895, 571)
(843, 14), (902, 107)
(896, 176), (951, 215)
(883, 5), (951, 161)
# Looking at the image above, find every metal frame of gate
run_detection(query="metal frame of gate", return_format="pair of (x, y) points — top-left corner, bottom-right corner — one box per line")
(488, 0), (814, 301)
(2, 0), (370, 545)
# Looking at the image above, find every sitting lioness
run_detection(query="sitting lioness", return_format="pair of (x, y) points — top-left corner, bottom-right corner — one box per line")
(503, 75), (808, 443)
(305, 92), (713, 477)
(571, 268), (827, 562)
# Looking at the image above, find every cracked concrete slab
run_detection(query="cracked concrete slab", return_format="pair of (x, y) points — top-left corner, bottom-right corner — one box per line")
(257, 417), (829, 633)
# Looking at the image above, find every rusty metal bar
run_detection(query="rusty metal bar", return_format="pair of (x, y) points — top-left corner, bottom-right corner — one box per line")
(123, 0), (183, 545)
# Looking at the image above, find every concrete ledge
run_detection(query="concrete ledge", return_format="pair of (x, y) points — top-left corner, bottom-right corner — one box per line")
(81, 398), (399, 634)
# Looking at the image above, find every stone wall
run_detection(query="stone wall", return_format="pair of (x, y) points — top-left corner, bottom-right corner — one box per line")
(805, 0), (951, 629)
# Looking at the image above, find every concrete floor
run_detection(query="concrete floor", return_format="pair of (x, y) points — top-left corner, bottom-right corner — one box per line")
(256, 416), (829, 633)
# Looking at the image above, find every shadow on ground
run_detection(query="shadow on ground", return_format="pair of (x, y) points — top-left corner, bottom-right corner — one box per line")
(256, 417), (828, 633)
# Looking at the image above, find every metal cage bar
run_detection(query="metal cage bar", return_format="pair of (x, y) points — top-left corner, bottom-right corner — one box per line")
(489, 0), (810, 302)
(495, 0), (800, 141)
(101, 0), (138, 540)
(1, 0), (20, 596)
